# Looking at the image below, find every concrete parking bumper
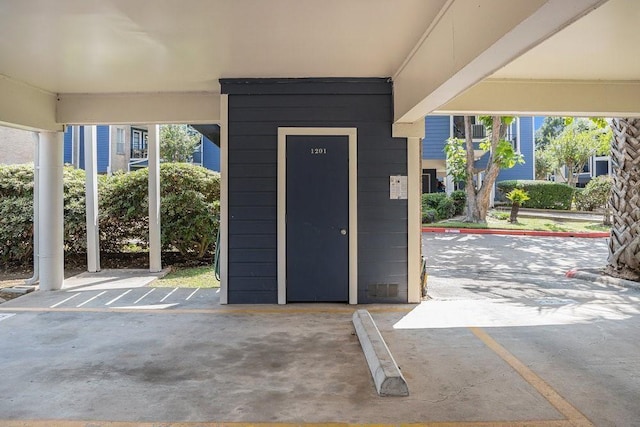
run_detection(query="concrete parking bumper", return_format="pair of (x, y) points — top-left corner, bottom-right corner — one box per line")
(352, 309), (408, 396)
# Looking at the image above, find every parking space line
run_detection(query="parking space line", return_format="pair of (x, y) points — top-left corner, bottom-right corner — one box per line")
(469, 327), (593, 427)
(76, 291), (107, 308)
(185, 288), (199, 300)
(133, 288), (155, 304)
(0, 419), (578, 427)
(160, 287), (178, 302)
(50, 293), (80, 308)
(105, 289), (132, 306)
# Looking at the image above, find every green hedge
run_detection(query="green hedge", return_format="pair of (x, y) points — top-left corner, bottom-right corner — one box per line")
(0, 163), (220, 267)
(421, 192), (466, 223)
(101, 163), (220, 258)
(0, 165), (34, 265)
(496, 180), (574, 210)
(450, 190), (466, 215)
(574, 175), (612, 211)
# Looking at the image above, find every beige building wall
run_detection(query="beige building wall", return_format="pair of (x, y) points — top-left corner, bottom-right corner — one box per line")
(109, 125), (131, 173)
(0, 126), (35, 165)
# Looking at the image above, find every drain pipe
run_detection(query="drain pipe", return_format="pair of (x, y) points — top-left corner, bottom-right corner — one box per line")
(25, 133), (40, 285)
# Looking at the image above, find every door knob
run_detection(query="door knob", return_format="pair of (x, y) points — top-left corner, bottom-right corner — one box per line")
(340, 228), (347, 235)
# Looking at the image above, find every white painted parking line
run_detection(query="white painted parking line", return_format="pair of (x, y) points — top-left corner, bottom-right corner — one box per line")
(50, 293), (80, 308)
(0, 313), (15, 322)
(133, 288), (155, 304)
(185, 288), (199, 300)
(160, 287), (178, 302)
(105, 289), (132, 306)
(76, 291), (107, 307)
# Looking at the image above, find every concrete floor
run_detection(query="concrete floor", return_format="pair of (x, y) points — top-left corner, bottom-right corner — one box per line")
(0, 234), (638, 426)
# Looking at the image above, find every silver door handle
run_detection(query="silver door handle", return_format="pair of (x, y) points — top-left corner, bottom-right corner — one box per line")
(340, 229), (347, 235)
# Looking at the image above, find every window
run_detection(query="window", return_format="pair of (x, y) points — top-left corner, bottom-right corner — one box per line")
(505, 119), (520, 153)
(452, 116), (486, 140)
(131, 129), (148, 159)
(115, 128), (125, 155)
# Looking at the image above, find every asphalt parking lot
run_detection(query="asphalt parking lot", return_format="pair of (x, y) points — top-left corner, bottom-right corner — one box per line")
(0, 233), (638, 426)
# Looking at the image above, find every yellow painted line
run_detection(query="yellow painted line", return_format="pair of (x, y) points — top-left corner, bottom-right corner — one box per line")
(0, 306), (412, 315)
(469, 327), (594, 427)
(0, 420), (579, 427)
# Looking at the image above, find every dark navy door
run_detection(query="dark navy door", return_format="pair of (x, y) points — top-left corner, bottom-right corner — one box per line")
(286, 135), (349, 302)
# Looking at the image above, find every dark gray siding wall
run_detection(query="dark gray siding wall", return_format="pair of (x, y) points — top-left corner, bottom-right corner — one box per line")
(222, 79), (408, 304)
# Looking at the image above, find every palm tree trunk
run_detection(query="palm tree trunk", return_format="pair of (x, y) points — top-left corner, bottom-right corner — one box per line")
(607, 118), (640, 280)
(510, 202), (520, 223)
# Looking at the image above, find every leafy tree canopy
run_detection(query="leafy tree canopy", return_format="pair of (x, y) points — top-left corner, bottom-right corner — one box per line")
(546, 118), (611, 186)
(160, 124), (202, 163)
(535, 116), (566, 150)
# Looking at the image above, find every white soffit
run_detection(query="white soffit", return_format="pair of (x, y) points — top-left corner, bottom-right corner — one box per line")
(439, 0), (640, 116)
(492, 0), (640, 81)
(0, 0), (444, 94)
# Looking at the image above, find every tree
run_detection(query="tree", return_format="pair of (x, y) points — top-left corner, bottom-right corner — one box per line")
(506, 188), (530, 223)
(545, 119), (611, 187)
(535, 116), (565, 150)
(445, 116), (524, 223)
(534, 148), (554, 179)
(567, 116), (639, 281)
(607, 118), (640, 281)
(160, 124), (202, 162)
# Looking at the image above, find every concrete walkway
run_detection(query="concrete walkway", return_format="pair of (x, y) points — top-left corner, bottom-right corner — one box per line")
(61, 268), (171, 291)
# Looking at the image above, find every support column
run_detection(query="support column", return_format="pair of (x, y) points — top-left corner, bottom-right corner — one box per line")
(393, 121), (425, 304)
(219, 95), (229, 304)
(25, 133), (40, 285)
(38, 131), (64, 291)
(84, 126), (100, 272)
(148, 124), (162, 272)
(407, 137), (422, 303)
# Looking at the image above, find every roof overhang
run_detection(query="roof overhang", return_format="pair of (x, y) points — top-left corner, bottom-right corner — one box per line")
(2, 0), (634, 132)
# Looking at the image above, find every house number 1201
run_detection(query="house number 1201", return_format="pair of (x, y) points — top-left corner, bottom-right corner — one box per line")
(310, 148), (327, 154)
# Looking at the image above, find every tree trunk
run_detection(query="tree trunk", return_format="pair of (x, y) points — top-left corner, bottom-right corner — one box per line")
(463, 116), (504, 223)
(607, 118), (640, 280)
(510, 202), (520, 223)
(463, 117), (482, 222)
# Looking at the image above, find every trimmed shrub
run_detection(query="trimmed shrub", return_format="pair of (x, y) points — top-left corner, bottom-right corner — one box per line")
(421, 193), (447, 211)
(100, 163), (220, 258)
(0, 164), (88, 264)
(436, 197), (456, 219)
(421, 192), (460, 222)
(496, 180), (574, 210)
(0, 194), (34, 265)
(450, 190), (466, 215)
(574, 175), (612, 211)
(1, 162), (220, 268)
(64, 167), (89, 254)
(422, 209), (437, 224)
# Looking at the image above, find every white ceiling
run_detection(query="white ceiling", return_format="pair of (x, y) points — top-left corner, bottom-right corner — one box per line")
(0, 0), (446, 94)
(4, 0), (639, 129)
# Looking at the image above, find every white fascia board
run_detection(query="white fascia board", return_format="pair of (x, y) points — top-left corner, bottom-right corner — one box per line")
(392, 121), (425, 139)
(0, 75), (61, 131)
(57, 92), (221, 125)
(435, 79), (640, 117)
(393, 0), (607, 123)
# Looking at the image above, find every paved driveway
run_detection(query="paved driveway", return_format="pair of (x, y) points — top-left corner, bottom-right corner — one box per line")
(421, 233), (640, 426)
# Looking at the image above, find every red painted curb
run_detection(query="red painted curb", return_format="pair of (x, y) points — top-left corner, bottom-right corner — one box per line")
(422, 227), (609, 238)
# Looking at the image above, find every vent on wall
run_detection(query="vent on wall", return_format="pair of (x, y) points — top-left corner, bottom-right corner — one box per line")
(368, 284), (399, 298)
